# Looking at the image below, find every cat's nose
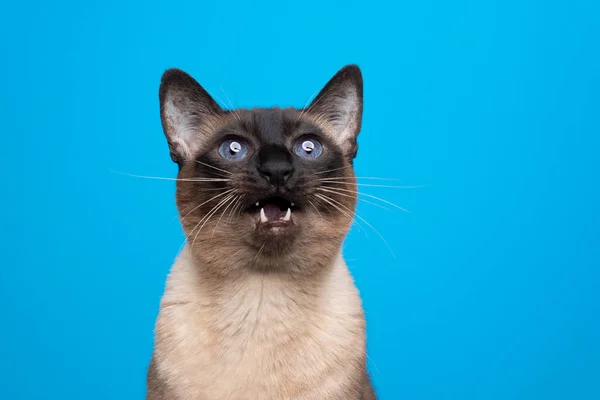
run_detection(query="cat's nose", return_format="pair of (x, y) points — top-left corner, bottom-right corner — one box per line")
(260, 163), (293, 187)
(258, 145), (294, 188)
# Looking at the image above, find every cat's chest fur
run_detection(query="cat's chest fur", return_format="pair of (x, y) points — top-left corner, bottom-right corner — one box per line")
(150, 247), (367, 400)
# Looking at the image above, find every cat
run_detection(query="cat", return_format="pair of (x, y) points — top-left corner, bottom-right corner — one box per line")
(147, 65), (377, 400)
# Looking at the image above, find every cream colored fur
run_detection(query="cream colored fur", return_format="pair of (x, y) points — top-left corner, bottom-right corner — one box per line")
(151, 246), (367, 400)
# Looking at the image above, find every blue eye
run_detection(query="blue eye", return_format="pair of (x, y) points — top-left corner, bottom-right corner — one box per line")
(218, 139), (248, 160)
(294, 137), (323, 159)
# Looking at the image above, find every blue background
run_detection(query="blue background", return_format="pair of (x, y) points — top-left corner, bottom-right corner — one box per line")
(1, 0), (599, 399)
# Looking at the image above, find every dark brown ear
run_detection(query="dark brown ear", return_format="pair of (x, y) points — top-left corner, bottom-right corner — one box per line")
(305, 65), (363, 159)
(159, 69), (222, 164)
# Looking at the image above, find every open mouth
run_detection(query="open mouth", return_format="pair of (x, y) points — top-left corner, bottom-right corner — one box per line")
(247, 196), (299, 227)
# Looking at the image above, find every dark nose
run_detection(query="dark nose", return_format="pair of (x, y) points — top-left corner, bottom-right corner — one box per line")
(258, 145), (294, 187)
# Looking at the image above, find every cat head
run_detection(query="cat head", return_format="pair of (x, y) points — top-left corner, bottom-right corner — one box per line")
(159, 65), (363, 275)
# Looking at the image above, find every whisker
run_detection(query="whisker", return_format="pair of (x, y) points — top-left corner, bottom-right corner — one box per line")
(228, 195), (246, 223)
(321, 185), (409, 213)
(302, 85), (336, 117)
(317, 188), (391, 212)
(313, 165), (354, 175)
(367, 354), (380, 374)
(177, 235), (189, 255)
(177, 192), (236, 252)
(194, 160), (233, 176)
(180, 216), (204, 254)
(318, 176), (415, 182)
(307, 199), (332, 226)
(316, 193), (396, 260)
(190, 193), (236, 248)
(323, 181), (429, 190)
(212, 193), (239, 237)
(297, 85), (327, 121)
(180, 188), (236, 223)
(251, 243), (267, 268)
(220, 85), (243, 125)
(192, 187), (239, 192)
(314, 193), (366, 236)
(211, 93), (231, 111)
(111, 171), (230, 182)
(353, 212), (396, 259)
(297, 87), (322, 121)
(186, 194), (234, 240)
(176, 192), (235, 254)
(235, 196), (247, 219)
(186, 178), (232, 182)
(314, 193), (360, 220)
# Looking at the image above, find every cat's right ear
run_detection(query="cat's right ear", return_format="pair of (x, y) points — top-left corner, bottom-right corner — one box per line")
(159, 69), (222, 164)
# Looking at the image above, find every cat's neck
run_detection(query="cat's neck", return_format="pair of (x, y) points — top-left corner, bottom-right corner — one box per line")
(160, 246), (358, 339)
(152, 245), (367, 400)
(164, 245), (337, 298)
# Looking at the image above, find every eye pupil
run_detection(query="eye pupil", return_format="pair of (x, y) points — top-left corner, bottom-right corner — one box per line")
(229, 141), (241, 153)
(219, 139), (248, 160)
(294, 137), (323, 159)
(302, 140), (314, 153)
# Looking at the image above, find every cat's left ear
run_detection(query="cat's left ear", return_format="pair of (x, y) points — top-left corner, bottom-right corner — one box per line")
(305, 65), (363, 159)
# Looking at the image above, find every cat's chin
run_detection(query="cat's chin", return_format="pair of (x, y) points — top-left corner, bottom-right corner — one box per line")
(238, 205), (303, 252)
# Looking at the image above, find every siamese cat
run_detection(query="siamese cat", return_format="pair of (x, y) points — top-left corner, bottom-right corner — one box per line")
(147, 65), (377, 400)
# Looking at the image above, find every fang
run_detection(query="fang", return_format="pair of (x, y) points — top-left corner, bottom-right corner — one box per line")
(283, 208), (291, 221)
(260, 208), (268, 223)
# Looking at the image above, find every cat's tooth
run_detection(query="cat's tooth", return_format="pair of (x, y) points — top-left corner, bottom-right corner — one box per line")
(260, 207), (268, 223)
(283, 208), (291, 221)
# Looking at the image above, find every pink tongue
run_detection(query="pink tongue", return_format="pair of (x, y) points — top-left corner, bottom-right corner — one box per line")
(263, 203), (282, 220)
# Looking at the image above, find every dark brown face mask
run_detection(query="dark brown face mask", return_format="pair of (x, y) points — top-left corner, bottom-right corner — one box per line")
(159, 65), (364, 271)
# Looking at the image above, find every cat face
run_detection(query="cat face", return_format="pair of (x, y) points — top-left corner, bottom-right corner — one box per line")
(159, 65), (363, 274)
